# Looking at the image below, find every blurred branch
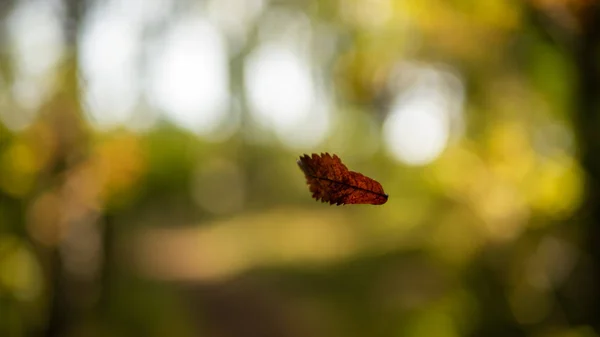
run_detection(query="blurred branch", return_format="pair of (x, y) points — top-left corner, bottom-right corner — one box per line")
(41, 1), (90, 336)
(62, 0), (87, 45)
(524, 1), (577, 52)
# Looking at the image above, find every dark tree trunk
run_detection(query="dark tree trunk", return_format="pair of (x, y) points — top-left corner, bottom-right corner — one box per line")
(572, 3), (600, 331)
(42, 1), (88, 336)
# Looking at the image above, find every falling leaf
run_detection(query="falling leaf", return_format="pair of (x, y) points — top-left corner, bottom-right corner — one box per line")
(297, 153), (388, 205)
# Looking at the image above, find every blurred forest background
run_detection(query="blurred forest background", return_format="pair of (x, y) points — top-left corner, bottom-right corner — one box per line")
(1, 0), (600, 336)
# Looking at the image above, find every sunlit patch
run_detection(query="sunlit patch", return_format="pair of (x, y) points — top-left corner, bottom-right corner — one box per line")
(245, 43), (329, 148)
(0, 235), (43, 301)
(383, 64), (464, 166)
(476, 180), (529, 241)
(148, 18), (230, 136)
(132, 208), (357, 281)
(340, 0), (393, 29)
(526, 154), (583, 219)
(79, 4), (142, 129)
(2, 0), (64, 130)
(0, 142), (39, 197)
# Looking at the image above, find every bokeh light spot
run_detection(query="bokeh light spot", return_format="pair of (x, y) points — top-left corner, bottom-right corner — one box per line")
(245, 43), (330, 148)
(149, 18), (230, 136)
(0, 236), (43, 301)
(3, 0), (64, 130)
(79, 4), (142, 129)
(383, 65), (464, 166)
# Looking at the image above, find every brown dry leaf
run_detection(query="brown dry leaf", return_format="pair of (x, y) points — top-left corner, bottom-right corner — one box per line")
(297, 153), (388, 205)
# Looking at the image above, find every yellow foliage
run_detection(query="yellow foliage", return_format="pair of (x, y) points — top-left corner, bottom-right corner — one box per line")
(0, 142), (38, 197)
(0, 236), (43, 301)
(91, 133), (145, 206)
